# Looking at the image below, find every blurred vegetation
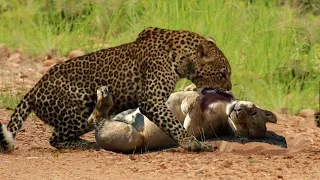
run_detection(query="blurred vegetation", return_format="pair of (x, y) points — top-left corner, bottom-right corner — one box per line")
(0, 0), (319, 114)
(0, 93), (24, 110)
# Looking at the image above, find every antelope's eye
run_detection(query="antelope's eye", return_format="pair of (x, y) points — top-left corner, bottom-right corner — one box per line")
(249, 109), (257, 115)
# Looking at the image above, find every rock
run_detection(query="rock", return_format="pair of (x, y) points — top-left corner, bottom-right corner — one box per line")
(292, 119), (300, 127)
(68, 50), (85, 59)
(8, 53), (22, 63)
(55, 57), (67, 63)
(11, 62), (20, 67)
(19, 72), (28, 79)
(299, 109), (316, 118)
(289, 133), (314, 151)
(14, 47), (23, 56)
(39, 67), (50, 74)
(0, 43), (10, 59)
(34, 56), (46, 62)
(43, 59), (56, 67)
(278, 107), (288, 114)
(222, 160), (233, 168)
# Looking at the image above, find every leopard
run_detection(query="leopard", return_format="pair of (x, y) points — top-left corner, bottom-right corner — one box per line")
(0, 27), (232, 153)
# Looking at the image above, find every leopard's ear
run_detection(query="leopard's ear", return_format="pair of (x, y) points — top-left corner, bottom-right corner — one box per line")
(197, 40), (214, 62)
(197, 40), (210, 58)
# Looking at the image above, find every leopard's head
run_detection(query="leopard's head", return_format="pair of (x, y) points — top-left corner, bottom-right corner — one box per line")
(191, 38), (232, 93)
(136, 27), (232, 92)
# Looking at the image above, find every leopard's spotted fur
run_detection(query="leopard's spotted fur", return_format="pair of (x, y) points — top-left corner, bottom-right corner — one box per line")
(0, 27), (232, 152)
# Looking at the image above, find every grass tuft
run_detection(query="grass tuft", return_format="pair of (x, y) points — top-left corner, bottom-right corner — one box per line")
(0, 93), (24, 110)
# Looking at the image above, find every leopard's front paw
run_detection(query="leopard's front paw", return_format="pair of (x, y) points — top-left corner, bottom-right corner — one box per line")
(180, 136), (213, 152)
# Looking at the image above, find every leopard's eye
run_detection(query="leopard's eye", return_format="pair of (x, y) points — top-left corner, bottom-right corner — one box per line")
(219, 68), (227, 78)
(220, 72), (226, 78)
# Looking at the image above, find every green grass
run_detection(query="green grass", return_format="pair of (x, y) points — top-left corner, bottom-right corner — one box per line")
(0, 0), (319, 114)
(0, 93), (24, 110)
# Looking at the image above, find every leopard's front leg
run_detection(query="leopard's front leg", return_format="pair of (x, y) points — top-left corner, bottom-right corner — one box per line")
(138, 67), (212, 152)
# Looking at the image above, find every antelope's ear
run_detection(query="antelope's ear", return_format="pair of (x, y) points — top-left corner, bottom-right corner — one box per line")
(206, 37), (216, 44)
(96, 88), (102, 105)
(263, 110), (277, 123)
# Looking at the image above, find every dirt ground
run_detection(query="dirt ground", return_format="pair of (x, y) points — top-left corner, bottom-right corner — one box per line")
(0, 45), (320, 180)
(1, 109), (320, 180)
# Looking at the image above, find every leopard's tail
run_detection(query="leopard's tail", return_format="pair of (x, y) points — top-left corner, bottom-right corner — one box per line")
(0, 124), (14, 153)
(0, 91), (34, 153)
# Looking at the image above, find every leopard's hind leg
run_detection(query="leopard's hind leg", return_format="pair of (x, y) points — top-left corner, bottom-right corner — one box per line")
(42, 95), (100, 150)
(49, 120), (100, 150)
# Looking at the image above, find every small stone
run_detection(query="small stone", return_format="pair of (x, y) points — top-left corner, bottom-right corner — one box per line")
(222, 160), (233, 168)
(68, 50), (85, 59)
(39, 67), (50, 74)
(8, 53), (22, 63)
(26, 157), (39, 160)
(43, 59), (56, 67)
(299, 109), (316, 118)
(19, 73), (28, 79)
(185, 162), (192, 168)
(0, 43), (10, 59)
(285, 162), (293, 168)
(11, 62), (20, 67)
(277, 175), (283, 179)
(52, 152), (59, 158)
(278, 107), (288, 114)
(128, 155), (137, 161)
(14, 47), (23, 55)
(34, 56), (46, 62)
(276, 167), (283, 171)
(55, 57), (67, 63)
(292, 119), (300, 127)
(159, 163), (167, 169)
